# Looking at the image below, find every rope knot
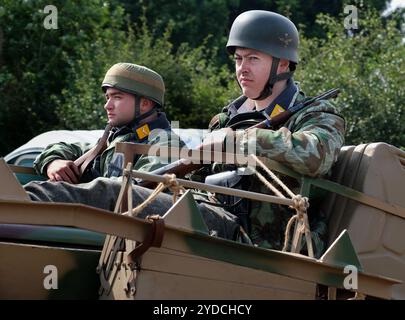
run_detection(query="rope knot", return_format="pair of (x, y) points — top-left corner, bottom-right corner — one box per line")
(145, 214), (162, 222)
(162, 173), (185, 202)
(162, 173), (179, 190)
(128, 173), (184, 217)
(291, 195), (309, 214)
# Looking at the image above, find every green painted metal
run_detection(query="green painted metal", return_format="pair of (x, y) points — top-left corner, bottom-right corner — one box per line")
(299, 177), (311, 197)
(176, 227), (397, 299)
(4, 143), (405, 299)
(1, 224), (105, 248)
(258, 155), (405, 219)
(0, 241), (100, 299)
(320, 230), (363, 271)
(305, 177), (405, 219)
(15, 173), (46, 185)
(0, 199), (398, 299)
(163, 190), (209, 235)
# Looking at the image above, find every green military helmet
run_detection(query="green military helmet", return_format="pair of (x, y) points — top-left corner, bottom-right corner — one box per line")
(102, 63), (165, 107)
(226, 10), (299, 63)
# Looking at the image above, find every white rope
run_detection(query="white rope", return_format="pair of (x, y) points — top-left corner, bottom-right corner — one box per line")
(123, 173), (185, 217)
(254, 170), (286, 198)
(247, 154), (313, 256)
(282, 195), (309, 252)
(249, 154), (295, 198)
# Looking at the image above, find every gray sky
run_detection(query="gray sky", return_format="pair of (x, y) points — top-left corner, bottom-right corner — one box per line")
(384, 0), (405, 15)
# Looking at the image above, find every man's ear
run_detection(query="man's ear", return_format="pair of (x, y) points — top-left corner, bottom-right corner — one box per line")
(278, 59), (290, 73)
(140, 98), (154, 112)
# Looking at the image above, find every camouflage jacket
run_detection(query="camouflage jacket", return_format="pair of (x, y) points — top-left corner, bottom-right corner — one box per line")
(34, 112), (181, 180)
(212, 81), (346, 257)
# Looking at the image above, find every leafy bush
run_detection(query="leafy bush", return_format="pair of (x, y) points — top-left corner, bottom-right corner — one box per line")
(0, 0), (128, 154)
(0, 2), (403, 155)
(296, 9), (405, 148)
(56, 18), (239, 130)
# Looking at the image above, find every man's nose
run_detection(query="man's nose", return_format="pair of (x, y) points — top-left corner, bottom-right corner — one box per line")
(104, 99), (113, 110)
(238, 58), (249, 73)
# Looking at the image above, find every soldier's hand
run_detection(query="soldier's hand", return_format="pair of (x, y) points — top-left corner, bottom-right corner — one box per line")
(47, 159), (80, 184)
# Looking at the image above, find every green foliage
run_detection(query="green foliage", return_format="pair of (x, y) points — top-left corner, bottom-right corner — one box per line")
(118, 0), (238, 65)
(120, 0), (388, 47)
(296, 9), (405, 147)
(0, 1), (403, 156)
(57, 17), (239, 130)
(0, 0), (128, 155)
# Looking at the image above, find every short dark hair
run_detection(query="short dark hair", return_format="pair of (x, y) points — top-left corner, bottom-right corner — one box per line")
(289, 62), (297, 72)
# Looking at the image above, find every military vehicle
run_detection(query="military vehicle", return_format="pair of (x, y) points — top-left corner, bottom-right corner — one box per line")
(0, 134), (404, 300)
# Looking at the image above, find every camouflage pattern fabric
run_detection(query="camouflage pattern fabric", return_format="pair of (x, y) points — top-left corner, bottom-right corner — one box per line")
(26, 111), (242, 242)
(27, 83), (344, 257)
(34, 112), (177, 180)
(214, 84), (345, 257)
(234, 100), (345, 177)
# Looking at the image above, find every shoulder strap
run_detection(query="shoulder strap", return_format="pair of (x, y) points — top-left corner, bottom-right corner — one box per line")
(289, 88), (340, 114)
(74, 124), (112, 176)
(248, 88), (341, 131)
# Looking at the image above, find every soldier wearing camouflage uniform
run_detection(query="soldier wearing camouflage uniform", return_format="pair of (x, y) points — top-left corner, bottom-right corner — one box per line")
(34, 63), (174, 183)
(202, 10), (345, 257)
(25, 12), (345, 257)
(25, 62), (242, 240)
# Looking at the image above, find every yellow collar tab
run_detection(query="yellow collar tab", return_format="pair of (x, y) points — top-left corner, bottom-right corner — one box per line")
(135, 123), (151, 140)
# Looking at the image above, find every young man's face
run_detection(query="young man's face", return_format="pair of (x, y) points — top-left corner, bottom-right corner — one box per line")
(234, 47), (273, 99)
(104, 88), (135, 126)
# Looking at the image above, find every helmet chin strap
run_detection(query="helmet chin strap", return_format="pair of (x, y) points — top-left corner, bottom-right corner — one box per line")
(128, 95), (157, 128)
(253, 58), (295, 101)
(135, 95), (142, 119)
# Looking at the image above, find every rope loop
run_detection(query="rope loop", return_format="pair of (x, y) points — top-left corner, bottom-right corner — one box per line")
(126, 173), (185, 217)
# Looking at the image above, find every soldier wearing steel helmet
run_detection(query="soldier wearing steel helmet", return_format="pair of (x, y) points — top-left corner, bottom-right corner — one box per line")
(34, 63), (175, 183)
(202, 10), (346, 256)
(26, 12), (346, 256)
